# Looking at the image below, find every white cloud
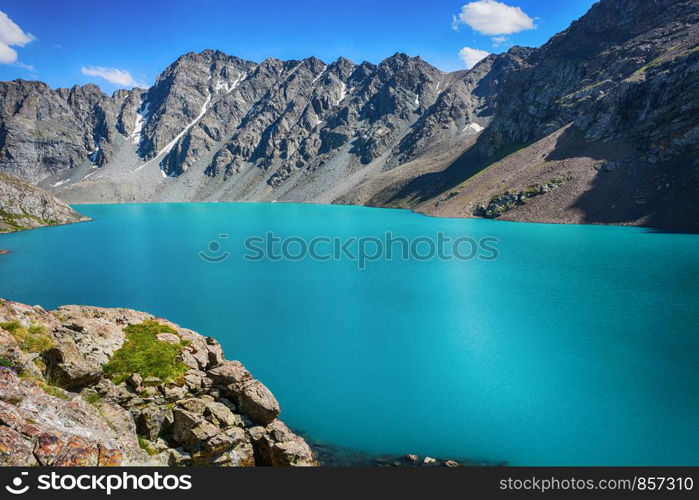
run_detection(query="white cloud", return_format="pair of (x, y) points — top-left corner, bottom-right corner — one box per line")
(0, 10), (35, 64)
(454, 0), (534, 36)
(0, 42), (16, 64)
(459, 47), (491, 69)
(14, 61), (35, 71)
(81, 66), (147, 88)
(491, 36), (509, 48)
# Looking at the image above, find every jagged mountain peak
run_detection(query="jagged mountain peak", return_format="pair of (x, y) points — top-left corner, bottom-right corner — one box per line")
(6, 79), (51, 92)
(0, 0), (696, 230)
(333, 56), (355, 67)
(381, 52), (413, 64)
(536, 0), (697, 62)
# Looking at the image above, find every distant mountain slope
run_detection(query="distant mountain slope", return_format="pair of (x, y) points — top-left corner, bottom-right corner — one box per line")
(0, 0), (696, 230)
(385, 0), (699, 230)
(0, 172), (88, 233)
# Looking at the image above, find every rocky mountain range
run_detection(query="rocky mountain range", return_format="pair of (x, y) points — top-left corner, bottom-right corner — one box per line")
(0, 0), (697, 229)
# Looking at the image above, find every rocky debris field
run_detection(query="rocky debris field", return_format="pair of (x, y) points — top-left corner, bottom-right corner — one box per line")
(0, 299), (316, 466)
(473, 177), (568, 218)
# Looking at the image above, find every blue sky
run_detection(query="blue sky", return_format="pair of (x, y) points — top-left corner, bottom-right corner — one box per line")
(0, 0), (596, 93)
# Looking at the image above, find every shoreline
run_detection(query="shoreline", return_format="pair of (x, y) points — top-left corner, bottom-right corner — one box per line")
(61, 199), (699, 234)
(304, 435), (503, 467)
(0, 297), (496, 467)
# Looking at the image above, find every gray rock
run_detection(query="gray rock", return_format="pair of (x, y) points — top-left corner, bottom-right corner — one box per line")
(126, 373), (143, 391)
(0, 368), (154, 465)
(135, 406), (173, 441)
(142, 376), (162, 387)
(247, 420), (316, 466)
(171, 409), (220, 450)
(177, 397), (207, 415)
(166, 447), (192, 466)
(204, 401), (241, 427)
(42, 338), (102, 389)
(208, 361), (280, 425)
(163, 385), (188, 402)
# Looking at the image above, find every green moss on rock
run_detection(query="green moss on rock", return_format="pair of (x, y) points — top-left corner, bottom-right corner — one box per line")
(0, 321), (54, 353)
(103, 321), (188, 384)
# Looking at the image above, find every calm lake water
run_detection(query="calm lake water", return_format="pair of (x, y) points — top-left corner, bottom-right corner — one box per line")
(1, 203), (698, 465)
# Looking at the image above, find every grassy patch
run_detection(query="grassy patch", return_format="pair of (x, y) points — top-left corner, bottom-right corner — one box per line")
(523, 185), (540, 196)
(0, 207), (61, 232)
(0, 357), (18, 370)
(549, 176), (565, 185)
(103, 321), (188, 385)
(0, 209), (29, 231)
(138, 436), (158, 456)
(39, 382), (72, 400)
(83, 392), (103, 405)
(560, 79), (611, 102)
(633, 45), (681, 76)
(0, 321), (22, 334)
(24, 325), (54, 352)
(33, 357), (46, 373)
(0, 322), (54, 353)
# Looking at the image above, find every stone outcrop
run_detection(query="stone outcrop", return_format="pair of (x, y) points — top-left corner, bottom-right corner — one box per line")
(480, 0), (699, 162)
(473, 178), (567, 218)
(0, 172), (88, 233)
(0, 299), (316, 467)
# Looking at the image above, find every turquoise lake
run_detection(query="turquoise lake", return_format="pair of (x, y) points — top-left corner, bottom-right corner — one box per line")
(1, 203), (698, 465)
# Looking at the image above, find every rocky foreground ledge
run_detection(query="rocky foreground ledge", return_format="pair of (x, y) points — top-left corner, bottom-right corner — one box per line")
(0, 299), (316, 466)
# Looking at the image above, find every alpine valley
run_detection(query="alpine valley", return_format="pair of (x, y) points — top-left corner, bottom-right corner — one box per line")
(1, 0), (699, 469)
(0, 0), (697, 230)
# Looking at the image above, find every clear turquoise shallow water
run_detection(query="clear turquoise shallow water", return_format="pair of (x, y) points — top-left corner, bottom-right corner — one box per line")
(1, 203), (698, 465)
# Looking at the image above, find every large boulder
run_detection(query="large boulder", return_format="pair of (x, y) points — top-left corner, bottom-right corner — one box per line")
(52, 305), (151, 364)
(0, 369), (158, 465)
(204, 400), (242, 428)
(0, 425), (38, 466)
(42, 334), (102, 389)
(247, 420), (316, 466)
(135, 406), (173, 441)
(171, 409), (220, 451)
(207, 361), (280, 425)
(192, 427), (255, 466)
